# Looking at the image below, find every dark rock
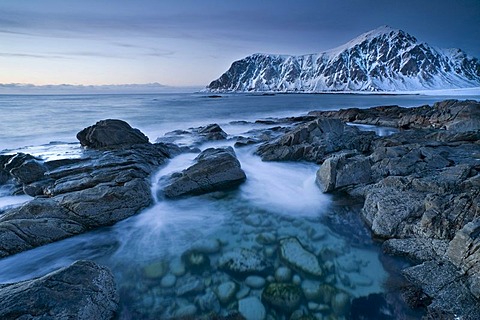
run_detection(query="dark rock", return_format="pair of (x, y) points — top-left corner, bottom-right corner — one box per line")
(261, 282), (303, 313)
(0, 260), (118, 319)
(383, 238), (448, 264)
(402, 260), (480, 319)
(77, 119), (149, 149)
(163, 147), (246, 198)
(256, 118), (374, 162)
(316, 151), (372, 192)
(181, 250), (211, 275)
(218, 248), (272, 278)
(198, 123), (228, 140)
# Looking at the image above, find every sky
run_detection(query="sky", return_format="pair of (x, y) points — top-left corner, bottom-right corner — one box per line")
(0, 0), (479, 88)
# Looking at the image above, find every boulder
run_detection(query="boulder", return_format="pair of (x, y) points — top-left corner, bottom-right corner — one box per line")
(163, 147), (246, 198)
(256, 118), (374, 162)
(261, 282), (303, 313)
(218, 248), (272, 278)
(0, 260), (118, 319)
(278, 237), (323, 278)
(76, 119), (149, 149)
(316, 152), (372, 192)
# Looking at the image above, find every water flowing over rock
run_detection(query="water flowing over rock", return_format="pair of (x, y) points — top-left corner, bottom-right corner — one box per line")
(0, 121), (176, 258)
(77, 119), (150, 149)
(0, 260), (118, 319)
(163, 147), (246, 198)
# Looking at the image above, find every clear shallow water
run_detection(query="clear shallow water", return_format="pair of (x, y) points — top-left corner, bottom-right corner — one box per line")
(1, 93), (478, 318)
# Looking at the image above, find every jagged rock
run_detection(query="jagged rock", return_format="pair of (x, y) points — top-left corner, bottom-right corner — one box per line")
(256, 118), (374, 162)
(403, 260), (480, 319)
(163, 147), (246, 198)
(316, 151), (372, 192)
(0, 126), (173, 258)
(218, 248), (272, 278)
(383, 238), (449, 263)
(278, 237), (323, 278)
(0, 260), (118, 320)
(77, 119), (149, 149)
(261, 282), (303, 313)
(447, 219), (480, 299)
(198, 123), (228, 140)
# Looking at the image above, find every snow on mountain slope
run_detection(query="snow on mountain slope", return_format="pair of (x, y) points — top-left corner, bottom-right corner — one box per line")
(207, 26), (480, 92)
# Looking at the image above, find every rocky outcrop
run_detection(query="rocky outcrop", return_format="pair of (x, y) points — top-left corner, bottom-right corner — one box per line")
(0, 260), (118, 319)
(163, 147), (246, 198)
(310, 99), (480, 131)
(77, 119), (149, 149)
(0, 122), (178, 258)
(256, 118), (374, 162)
(158, 123), (228, 146)
(256, 99), (480, 318)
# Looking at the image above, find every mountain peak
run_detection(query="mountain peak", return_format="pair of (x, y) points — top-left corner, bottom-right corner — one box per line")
(207, 27), (480, 92)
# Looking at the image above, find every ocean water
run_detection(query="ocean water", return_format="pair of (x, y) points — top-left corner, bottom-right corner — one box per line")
(1, 93), (479, 319)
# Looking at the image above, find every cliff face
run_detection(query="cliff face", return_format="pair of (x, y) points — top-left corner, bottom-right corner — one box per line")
(207, 26), (480, 92)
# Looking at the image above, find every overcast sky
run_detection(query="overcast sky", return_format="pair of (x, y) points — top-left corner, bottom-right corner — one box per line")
(1, 0), (479, 87)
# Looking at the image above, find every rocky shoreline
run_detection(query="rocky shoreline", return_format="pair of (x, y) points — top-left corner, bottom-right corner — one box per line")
(0, 100), (478, 319)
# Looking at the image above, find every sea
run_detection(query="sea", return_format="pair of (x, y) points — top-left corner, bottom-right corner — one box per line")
(1, 92), (479, 319)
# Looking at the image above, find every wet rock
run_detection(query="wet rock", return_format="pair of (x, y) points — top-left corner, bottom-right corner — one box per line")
(275, 266), (292, 283)
(0, 260), (118, 320)
(278, 237), (323, 278)
(331, 292), (351, 316)
(316, 151), (372, 192)
(245, 275), (266, 289)
(238, 296), (266, 320)
(190, 238), (221, 254)
(143, 260), (168, 279)
(216, 281), (238, 305)
(176, 275), (205, 297)
(261, 282), (303, 313)
(174, 304), (197, 317)
(77, 119), (149, 149)
(301, 280), (321, 301)
(0, 141), (172, 258)
(169, 257), (186, 276)
(197, 123), (228, 140)
(181, 250), (211, 275)
(195, 290), (221, 313)
(218, 248), (272, 278)
(163, 147), (247, 198)
(160, 274), (177, 288)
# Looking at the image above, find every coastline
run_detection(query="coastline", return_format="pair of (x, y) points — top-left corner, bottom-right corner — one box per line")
(0, 98), (478, 318)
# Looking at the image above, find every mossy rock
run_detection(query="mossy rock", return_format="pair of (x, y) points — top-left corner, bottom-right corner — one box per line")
(262, 282), (303, 313)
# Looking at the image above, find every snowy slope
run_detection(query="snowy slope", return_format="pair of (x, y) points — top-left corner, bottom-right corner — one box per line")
(207, 26), (480, 92)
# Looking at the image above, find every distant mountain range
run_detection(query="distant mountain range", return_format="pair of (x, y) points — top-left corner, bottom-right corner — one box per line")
(0, 83), (201, 94)
(207, 26), (480, 92)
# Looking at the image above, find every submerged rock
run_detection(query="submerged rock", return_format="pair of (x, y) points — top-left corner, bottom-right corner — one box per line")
(216, 281), (238, 305)
(261, 282), (303, 313)
(0, 260), (118, 320)
(77, 119), (149, 149)
(218, 248), (272, 278)
(238, 296), (266, 320)
(279, 237), (323, 278)
(163, 147), (246, 198)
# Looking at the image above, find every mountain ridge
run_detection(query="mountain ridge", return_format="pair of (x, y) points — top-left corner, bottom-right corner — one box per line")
(207, 26), (480, 92)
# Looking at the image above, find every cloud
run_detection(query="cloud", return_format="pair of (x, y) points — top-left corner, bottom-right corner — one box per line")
(0, 52), (67, 59)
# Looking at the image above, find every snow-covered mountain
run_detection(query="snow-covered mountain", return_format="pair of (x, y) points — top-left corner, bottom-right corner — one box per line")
(207, 26), (480, 92)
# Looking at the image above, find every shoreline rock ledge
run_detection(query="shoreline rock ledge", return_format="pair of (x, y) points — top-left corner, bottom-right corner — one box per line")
(0, 260), (119, 320)
(0, 119), (178, 258)
(271, 99), (480, 319)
